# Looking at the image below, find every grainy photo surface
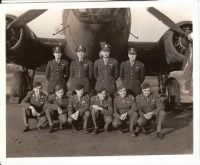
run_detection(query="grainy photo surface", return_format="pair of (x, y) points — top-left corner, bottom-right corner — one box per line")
(5, 3), (193, 158)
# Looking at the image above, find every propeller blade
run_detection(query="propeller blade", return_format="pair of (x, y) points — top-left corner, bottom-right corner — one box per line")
(7, 9), (47, 29)
(147, 7), (186, 36)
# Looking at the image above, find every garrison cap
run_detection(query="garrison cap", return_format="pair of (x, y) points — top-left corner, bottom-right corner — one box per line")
(33, 81), (42, 88)
(99, 41), (107, 49)
(55, 84), (64, 92)
(76, 45), (86, 52)
(141, 83), (151, 89)
(96, 87), (106, 93)
(75, 83), (84, 90)
(128, 47), (137, 55)
(101, 44), (111, 51)
(53, 46), (62, 53)
(117, 85), (126, 91)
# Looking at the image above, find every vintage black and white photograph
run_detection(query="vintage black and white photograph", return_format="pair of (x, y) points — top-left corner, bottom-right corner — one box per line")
(5, 1), (193, 159)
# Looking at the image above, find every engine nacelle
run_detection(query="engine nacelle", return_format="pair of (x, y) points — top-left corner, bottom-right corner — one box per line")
(6, 14), (38, 66)
(160, 21), (192, 67)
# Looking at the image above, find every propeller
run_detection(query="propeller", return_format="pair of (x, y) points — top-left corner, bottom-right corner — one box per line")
(147, 7), (187, 37)
(7, 9), (47, 29)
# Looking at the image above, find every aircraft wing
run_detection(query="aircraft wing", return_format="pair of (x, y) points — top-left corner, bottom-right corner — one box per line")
(6, 10), (67, 69)
(6, 35), (66, 69)
(128, 41), (165, 76)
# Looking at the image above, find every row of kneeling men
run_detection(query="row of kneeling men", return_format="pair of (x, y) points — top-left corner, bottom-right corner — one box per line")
(22, 81), (165, 139)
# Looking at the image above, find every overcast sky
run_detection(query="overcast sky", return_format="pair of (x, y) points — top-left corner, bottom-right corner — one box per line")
(7, 6), (192, 42)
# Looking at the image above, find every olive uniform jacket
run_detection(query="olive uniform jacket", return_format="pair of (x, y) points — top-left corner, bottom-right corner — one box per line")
(70, 60), (93, 93)
(45, 94), (68, 114)
(90, 95), (113, 116)
(94, 58), (118, 94)
(120, 60), (145, 96)
(136, 93), (165, 117)
(21, 91), (47, 115)
(45, 59), (69, 94)
(113, 94), (138, 119)
(68, 94), (90, 116)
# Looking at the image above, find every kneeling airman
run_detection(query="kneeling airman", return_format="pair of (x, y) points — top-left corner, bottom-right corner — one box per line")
(112, 85), (138, 137)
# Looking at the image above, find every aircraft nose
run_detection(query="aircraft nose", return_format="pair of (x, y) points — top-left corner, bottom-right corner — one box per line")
(73, 8), (121, 24)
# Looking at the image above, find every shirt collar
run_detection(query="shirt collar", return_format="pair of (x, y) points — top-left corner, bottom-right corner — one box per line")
(142, 93), (153, 99)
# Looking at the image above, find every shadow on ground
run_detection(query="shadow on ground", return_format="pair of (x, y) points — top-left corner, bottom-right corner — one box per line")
(163, 104), (193, 136)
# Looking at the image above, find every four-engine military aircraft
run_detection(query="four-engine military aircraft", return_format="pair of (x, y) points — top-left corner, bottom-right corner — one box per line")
(6, 7), (192, 104)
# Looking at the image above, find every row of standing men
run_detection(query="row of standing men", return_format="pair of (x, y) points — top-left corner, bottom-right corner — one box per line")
(45, 43), (145, 97)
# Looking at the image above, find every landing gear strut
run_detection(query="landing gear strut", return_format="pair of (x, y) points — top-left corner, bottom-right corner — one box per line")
(158, 73), (169, 96)
(158, 73), (180, 111)
(157, 73), (180, 111)
(164, 78), (180, 110)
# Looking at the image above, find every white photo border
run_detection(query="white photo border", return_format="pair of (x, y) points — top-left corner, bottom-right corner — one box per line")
(0, 0), (199, 164)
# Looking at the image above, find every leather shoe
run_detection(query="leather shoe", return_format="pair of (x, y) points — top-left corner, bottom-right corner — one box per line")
(92, 127), (98, 135)
(130, 132), (136, 137)
(156, 132), (163, 139)
(141, 127), (147, 135)
(83, 128), (89, 134)
(23, 126), (29, 132)
(49, 126), (54, 133)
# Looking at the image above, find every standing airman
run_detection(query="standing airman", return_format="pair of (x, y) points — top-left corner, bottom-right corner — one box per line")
(45, 46), (69, 94)
(94, 44), (118, 96)
(69, 45), (93, 94)
(120, 48), (145, 96)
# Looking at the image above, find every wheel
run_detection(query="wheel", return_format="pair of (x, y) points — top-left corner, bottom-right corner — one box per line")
(164, 78), (180, 111)
(10, 71), (27, 103)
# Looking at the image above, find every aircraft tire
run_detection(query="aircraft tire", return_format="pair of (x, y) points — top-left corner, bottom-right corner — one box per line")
(10, 71), (27, 103)
(164, 78), (180, 111)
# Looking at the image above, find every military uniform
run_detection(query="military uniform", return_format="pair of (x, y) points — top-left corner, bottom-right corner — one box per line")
(70, 60), (93, 93)
(45, 94), (68, 128)
(136, 93), (165, 133)
(94, 58), (118, 95)
(90, 95), (113, 132)
(68, 94), (90, 116)
(120, 60), (145, 96)
(21, 91), (47, 128)
(45, 59), (69, 94)
(68, 94), (90, 130)
(112, 94), (138, 133)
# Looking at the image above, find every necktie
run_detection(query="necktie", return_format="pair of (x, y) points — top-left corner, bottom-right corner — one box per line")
(56, 60), (60, 64)
(130, 61), (135, 66)
(104, 59), (108, 65)
(36, 95), (39, 102)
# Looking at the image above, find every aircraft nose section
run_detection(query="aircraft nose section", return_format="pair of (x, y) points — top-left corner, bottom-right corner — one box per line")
(72, 8), (121, 24)
(63, 8), (131, 61)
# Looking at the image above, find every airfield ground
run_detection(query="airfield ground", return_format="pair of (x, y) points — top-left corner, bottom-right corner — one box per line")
(6, 73), (193, 157)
